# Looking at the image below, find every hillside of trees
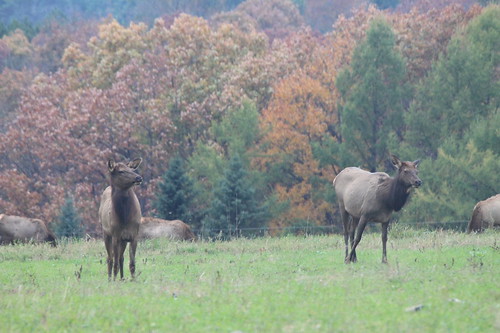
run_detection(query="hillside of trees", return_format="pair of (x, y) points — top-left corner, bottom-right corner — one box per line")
(0, 0), (498, 237)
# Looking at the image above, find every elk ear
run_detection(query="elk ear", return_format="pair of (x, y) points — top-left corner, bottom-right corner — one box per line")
(107, 159), (115, 172)
(390, 154), (402, 169)
(128, 158), (142, 170)
(413, 159), (421, 168)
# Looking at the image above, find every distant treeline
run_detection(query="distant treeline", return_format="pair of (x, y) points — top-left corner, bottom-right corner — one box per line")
(0, 0), (245, 28)
(3, 0), (489, 38)
(0, 1), (498, 237)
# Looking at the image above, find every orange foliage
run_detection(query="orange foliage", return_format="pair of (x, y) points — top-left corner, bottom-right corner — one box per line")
(258, 71), (334, 229)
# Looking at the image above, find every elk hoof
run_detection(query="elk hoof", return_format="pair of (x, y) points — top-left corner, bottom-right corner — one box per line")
(345, 256), (356, 264)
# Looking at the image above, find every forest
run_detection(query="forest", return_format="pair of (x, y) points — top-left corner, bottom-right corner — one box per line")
(0, 0), (498, 237)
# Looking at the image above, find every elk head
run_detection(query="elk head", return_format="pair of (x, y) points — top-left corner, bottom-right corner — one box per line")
(107, 158), (143, 190)
(391, 154), (422, 190)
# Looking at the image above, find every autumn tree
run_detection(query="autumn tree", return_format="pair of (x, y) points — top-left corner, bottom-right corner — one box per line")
(0, 1), (493, 236)
(0, 68), (34, 129)
(257, 71), (335, 230)
(302, 0), (366, 33)
(0, 15), (272, 233)
(87, 19), (149, 88)
(397, 0), (480, 12)
(154, 14), (268, 155)
(0, 29), (33, 70)
(220, 27), (322, 116)
(336, 18), (408, 171)
(391, 4), (482, 82)
(213, 0), (305, 40)
(32, 19), (98, 74)
(323, 5), (481, 83)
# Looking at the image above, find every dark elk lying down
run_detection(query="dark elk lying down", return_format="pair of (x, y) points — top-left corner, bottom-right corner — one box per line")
(0, 214), (57, 246)
(139, 217), (196, 241)
(468, 194), (500, 233)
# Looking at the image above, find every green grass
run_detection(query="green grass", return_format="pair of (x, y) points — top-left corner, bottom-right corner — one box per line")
(1, 228), (499, 332)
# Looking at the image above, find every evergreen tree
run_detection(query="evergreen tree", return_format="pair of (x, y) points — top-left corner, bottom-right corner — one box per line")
(403, 139), (499, 225)
(55, 195), (83, 238)
(211, 100), (260, 160)
(405, 6), (499, 158)
(336, 18), (408, 171)
(188, 101), (265, 231)
(153, 156), (195, 223)
(401, 7), (500, 225)
(203, 154), (265, 239)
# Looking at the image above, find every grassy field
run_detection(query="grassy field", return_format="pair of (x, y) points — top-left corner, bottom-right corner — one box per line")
(0, 227), (499, 332)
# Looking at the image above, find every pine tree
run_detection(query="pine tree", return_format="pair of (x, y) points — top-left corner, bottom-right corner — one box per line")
(153, 156), (194, 223)
(203, 154), (265, 239)
(336, 18), (408, 171)
(401, 6), (500, 226)
(405, 6), (499, 159)
(55, 195), (83, 238)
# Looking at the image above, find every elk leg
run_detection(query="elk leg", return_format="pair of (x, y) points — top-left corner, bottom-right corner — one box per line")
(343, 224), (349, 259)
(129, 239), (137, 279)
(112, 237), (120, 280)
(346, 216), (368, 264)
(339, 205), (350, 260)
(381, 222), (389, 264)
(118, 240), (127, 280)
(104, 235), (113, 281)
(350, 217), (360, 263)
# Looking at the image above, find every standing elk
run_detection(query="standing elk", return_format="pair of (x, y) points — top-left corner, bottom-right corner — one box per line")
(99, 158), (143, 280)
(139, 217), (196, 241)
(0, 214), (57, 246)
(333, 155), (422, 263)
(467, 194), (500, 233)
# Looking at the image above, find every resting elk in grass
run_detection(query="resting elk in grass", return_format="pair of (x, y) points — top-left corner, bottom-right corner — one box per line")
(99, 158), (143, 280)
(139, 217), (196, 241)
(333, 155), (422, 264)
(0, 214), (56, 246)
(467, 194), (500, 233)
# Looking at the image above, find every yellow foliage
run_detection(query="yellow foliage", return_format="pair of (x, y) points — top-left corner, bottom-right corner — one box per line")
(2, 29), (33, 56)
(259, 71), (336, 229)
(86, 19), (149, 88)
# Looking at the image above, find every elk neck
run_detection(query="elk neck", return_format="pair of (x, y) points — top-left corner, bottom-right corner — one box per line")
(380, 172), (411, 212)
(111, 185), (137, 224)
